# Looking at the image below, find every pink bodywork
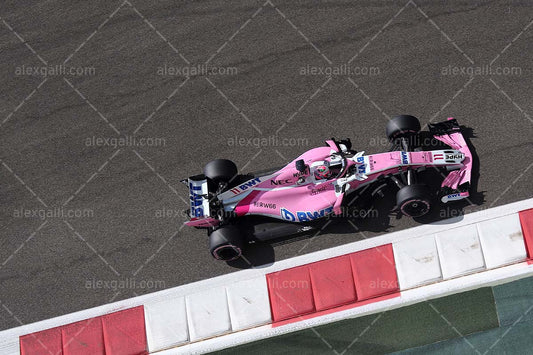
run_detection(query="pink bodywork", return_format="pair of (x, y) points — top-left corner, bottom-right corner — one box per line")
(434, 133), (472, 190)
(186, 216), (220, 228)
(233, 120), (471, 222)
(234, 144), (341, 221)
(186, 118), (472, 226)
(231, 136), (471, 222)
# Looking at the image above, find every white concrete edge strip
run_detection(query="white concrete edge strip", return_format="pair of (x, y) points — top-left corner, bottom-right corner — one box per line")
(1, 197), (532, 354)
(157, 261), (533, 354)
(392, 208), (528, 291)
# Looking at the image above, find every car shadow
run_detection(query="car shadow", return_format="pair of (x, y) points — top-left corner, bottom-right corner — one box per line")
(227, 240), (276, 268)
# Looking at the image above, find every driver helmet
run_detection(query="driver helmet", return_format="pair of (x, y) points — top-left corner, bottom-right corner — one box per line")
(315, 164), (331, 179)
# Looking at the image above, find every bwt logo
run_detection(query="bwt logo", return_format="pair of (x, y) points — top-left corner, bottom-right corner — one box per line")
(281, 207), (334, 222)
(281, 208), (296, 221)
(356, 156), (366, 174)
(401, 151), (409, 164)
(189, 183), (204, 217)
(239, 177), (261, 191)
(297, 206), (334, 221)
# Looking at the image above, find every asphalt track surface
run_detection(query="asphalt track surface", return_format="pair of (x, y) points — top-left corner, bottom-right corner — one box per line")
(0, 0), (532, 334)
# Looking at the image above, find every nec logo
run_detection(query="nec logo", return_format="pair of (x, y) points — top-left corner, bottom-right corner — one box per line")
(239, 177), (261, 191)
(271, 179), (291, 185)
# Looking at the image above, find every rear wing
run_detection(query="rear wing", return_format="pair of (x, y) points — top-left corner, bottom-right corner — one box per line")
(183, 176), (219, 227)
(429, 118), (473, 203)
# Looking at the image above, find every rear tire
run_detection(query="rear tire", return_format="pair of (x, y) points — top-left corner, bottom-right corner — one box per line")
(209, 225), (244, 261)
(386, 115), (421, 141)
(396, 184), (432, 218)
(204, 159), (238, 183)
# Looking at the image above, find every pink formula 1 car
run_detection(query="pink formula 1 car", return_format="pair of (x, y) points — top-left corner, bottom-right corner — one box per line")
(183, 115), (473, 261)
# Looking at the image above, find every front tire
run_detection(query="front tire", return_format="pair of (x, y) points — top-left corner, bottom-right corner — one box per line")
(386, 115), (421, 141)
(396, 184), (432, 218)
(209, 225), (244, 261)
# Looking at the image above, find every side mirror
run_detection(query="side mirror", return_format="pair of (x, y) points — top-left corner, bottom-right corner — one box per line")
(295, 159), (307, 173)
(338, 138), (352, 151)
